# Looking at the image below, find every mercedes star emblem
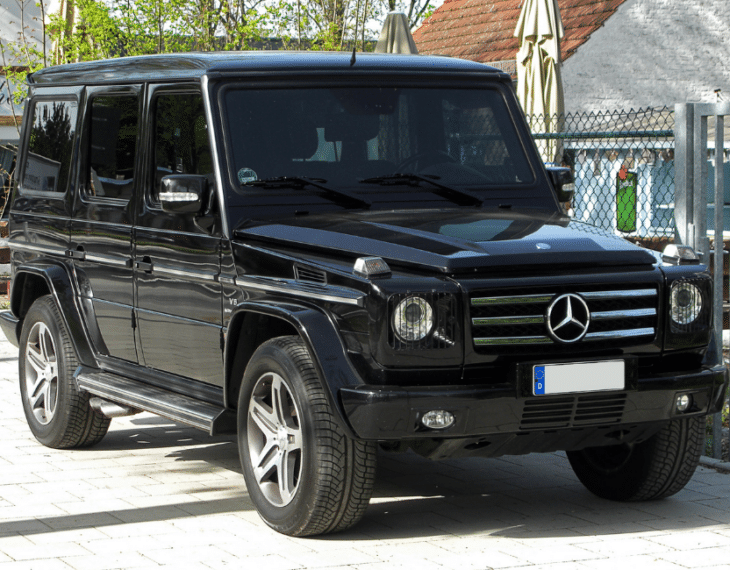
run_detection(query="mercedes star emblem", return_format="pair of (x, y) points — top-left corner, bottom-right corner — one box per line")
(546, 293), (591, 343)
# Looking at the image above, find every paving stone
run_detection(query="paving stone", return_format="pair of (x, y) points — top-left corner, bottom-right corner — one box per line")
(1, 334), (730, 569)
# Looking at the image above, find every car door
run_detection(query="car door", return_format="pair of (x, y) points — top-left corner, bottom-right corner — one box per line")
(69, 86), (141, 362)
(134, 84), (224, 386)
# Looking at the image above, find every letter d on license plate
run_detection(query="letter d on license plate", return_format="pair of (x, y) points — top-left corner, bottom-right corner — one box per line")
(533, 360), (624, 396)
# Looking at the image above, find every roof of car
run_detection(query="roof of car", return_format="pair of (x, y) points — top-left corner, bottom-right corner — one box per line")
(28, 51), (507, 85)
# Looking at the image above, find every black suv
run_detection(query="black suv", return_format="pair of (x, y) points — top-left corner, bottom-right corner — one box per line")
(2, 52), (726, 537)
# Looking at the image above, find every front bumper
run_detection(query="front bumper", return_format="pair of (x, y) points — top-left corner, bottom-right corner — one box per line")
(340, 363), (727, 448)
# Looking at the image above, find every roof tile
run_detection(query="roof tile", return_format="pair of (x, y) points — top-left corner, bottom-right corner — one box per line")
(413, 0), (628, 65)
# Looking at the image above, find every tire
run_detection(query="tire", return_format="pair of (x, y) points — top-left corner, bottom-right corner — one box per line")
(238, 336), (376, 537)
(567, 416), (703, 501)
(19, 295), (111, 448)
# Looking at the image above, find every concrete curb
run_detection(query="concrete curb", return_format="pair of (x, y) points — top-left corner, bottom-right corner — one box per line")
(700, 455), (730, 473)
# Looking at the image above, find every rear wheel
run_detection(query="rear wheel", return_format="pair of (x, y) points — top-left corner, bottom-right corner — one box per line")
(19, 295), (111, 448)
(238, 336), (376, 536)
(567, 416), (703, 501)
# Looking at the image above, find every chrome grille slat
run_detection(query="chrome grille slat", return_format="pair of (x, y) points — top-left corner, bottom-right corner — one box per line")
(474, 336), (552, 346)
(472, 315), (545, 326)
(578, 289), (657, 299)
(584, 328), (656, 341)
(471, 294), (553, 305)
(591, 308), (657, 320)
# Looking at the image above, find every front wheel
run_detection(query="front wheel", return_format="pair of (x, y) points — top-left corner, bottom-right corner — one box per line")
(238, 336), (376, 536)
(566, 416), (703, 501)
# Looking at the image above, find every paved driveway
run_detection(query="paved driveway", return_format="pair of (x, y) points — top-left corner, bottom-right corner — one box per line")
(1, 338), (729, 569)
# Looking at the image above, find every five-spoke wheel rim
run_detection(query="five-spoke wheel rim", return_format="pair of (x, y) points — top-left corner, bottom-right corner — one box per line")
(247, 372), (303, 507)
(24, 321), (59, 425)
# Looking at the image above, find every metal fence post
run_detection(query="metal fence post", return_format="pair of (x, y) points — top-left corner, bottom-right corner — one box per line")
(712, 113), (724, 459)
(693, 111), (709, 260)
(674, 103), (693, 246)
(667, 104), (726, 458)
(692, 102), (730, 459)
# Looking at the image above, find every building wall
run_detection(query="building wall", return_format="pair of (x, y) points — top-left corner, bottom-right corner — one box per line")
(0, 1), (49, 67)
(562, 0), (730, 112)
(0, 0), (54, 142)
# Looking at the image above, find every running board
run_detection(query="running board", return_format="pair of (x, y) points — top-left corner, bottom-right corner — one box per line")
(75, 367), (236, 435)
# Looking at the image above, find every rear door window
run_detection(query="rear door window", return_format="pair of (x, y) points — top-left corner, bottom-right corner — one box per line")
(85, 95), (139, 202)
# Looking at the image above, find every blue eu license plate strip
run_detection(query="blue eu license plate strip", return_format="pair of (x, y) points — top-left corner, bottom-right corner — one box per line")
(533, 360), (624, 396)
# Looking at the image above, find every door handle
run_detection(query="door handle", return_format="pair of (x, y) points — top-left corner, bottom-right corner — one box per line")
(135, 257), (153, 273)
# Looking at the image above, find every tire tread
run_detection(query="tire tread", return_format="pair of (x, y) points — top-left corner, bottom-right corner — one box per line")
(567, 416), (703, 502)
(20, 296), (110, 449)
(239, 336), (376, 536)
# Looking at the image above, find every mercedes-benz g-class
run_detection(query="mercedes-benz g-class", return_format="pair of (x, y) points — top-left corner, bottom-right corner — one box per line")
(2, 52), (726, 536)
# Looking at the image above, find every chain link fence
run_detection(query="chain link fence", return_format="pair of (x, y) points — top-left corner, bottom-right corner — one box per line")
(528, 107), (730, 461)
(526, 107), (676, 248)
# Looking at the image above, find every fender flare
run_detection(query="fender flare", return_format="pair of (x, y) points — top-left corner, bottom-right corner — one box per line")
(226, 301), (365, 438)
(11, 262), (97, 366)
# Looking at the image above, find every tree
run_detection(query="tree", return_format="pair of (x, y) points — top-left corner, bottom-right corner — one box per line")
(274, 0), (383, 51)
(0, 0), (49, 119)
(386, 0), (434, 29)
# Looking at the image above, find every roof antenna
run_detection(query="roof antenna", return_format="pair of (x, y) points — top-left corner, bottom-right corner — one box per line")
(350, 48), (356, 66)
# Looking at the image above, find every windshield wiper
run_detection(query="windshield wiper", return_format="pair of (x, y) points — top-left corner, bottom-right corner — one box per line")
(245, 176), (371, 209)
(359, 173), (483, 207)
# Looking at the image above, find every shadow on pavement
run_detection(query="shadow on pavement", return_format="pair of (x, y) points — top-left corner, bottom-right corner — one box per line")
(0, 496), (255, 538)
(6, 414), (726, 542)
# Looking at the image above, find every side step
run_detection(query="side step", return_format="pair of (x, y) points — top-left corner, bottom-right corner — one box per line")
(75, 367), (236, 436)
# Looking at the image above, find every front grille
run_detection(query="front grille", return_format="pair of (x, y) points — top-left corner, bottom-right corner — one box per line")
(470, 285), (658, 354)
(520, 393), (627, 430)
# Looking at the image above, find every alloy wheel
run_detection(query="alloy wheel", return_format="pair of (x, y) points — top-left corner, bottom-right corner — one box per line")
(24, 321), (59, 425)
(247, 372), (303, 506)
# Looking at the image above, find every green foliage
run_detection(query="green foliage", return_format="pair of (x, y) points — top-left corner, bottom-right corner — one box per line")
(50, 0), (121, 62)
(1, 0), (394, 122)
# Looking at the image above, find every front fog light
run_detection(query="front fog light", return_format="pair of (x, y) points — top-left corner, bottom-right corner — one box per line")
(676, 394), (693, 413)
(393, 296), (434, 341)
(421, 410), (455, 429)
(670, 282), (702, 325)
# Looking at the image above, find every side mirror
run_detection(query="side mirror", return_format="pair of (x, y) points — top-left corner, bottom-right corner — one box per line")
(159, 175), (207, 214)
(546, 166), (575, 203)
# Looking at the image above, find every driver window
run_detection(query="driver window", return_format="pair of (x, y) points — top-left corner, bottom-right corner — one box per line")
(152, 92), (211, 203)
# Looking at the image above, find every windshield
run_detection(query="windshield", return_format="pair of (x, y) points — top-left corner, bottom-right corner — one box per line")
(222, 86), (535, 193)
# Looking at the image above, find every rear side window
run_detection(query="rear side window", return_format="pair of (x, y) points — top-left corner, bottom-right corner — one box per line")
(86, 95), (139, 201)
(23, 100), (78, 194)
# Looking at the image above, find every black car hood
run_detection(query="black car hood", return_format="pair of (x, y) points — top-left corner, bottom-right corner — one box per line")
(234, 209), (657, 274)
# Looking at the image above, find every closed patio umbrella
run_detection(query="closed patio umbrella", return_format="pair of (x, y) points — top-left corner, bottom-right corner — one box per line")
(514, 0), (564, 163)
(375, 11), (419, 54)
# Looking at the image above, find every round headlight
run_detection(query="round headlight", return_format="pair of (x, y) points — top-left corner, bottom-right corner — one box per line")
(393, 296), (434, 342)
(670, 282), (702, 325)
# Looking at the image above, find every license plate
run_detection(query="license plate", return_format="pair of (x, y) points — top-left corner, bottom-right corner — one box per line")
(532, 360), (624, 396)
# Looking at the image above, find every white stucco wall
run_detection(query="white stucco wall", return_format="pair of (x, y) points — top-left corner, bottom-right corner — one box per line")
(0, 0), (50, 67)
(562, 0), (730, 112)
(0, 0), (56, 142)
